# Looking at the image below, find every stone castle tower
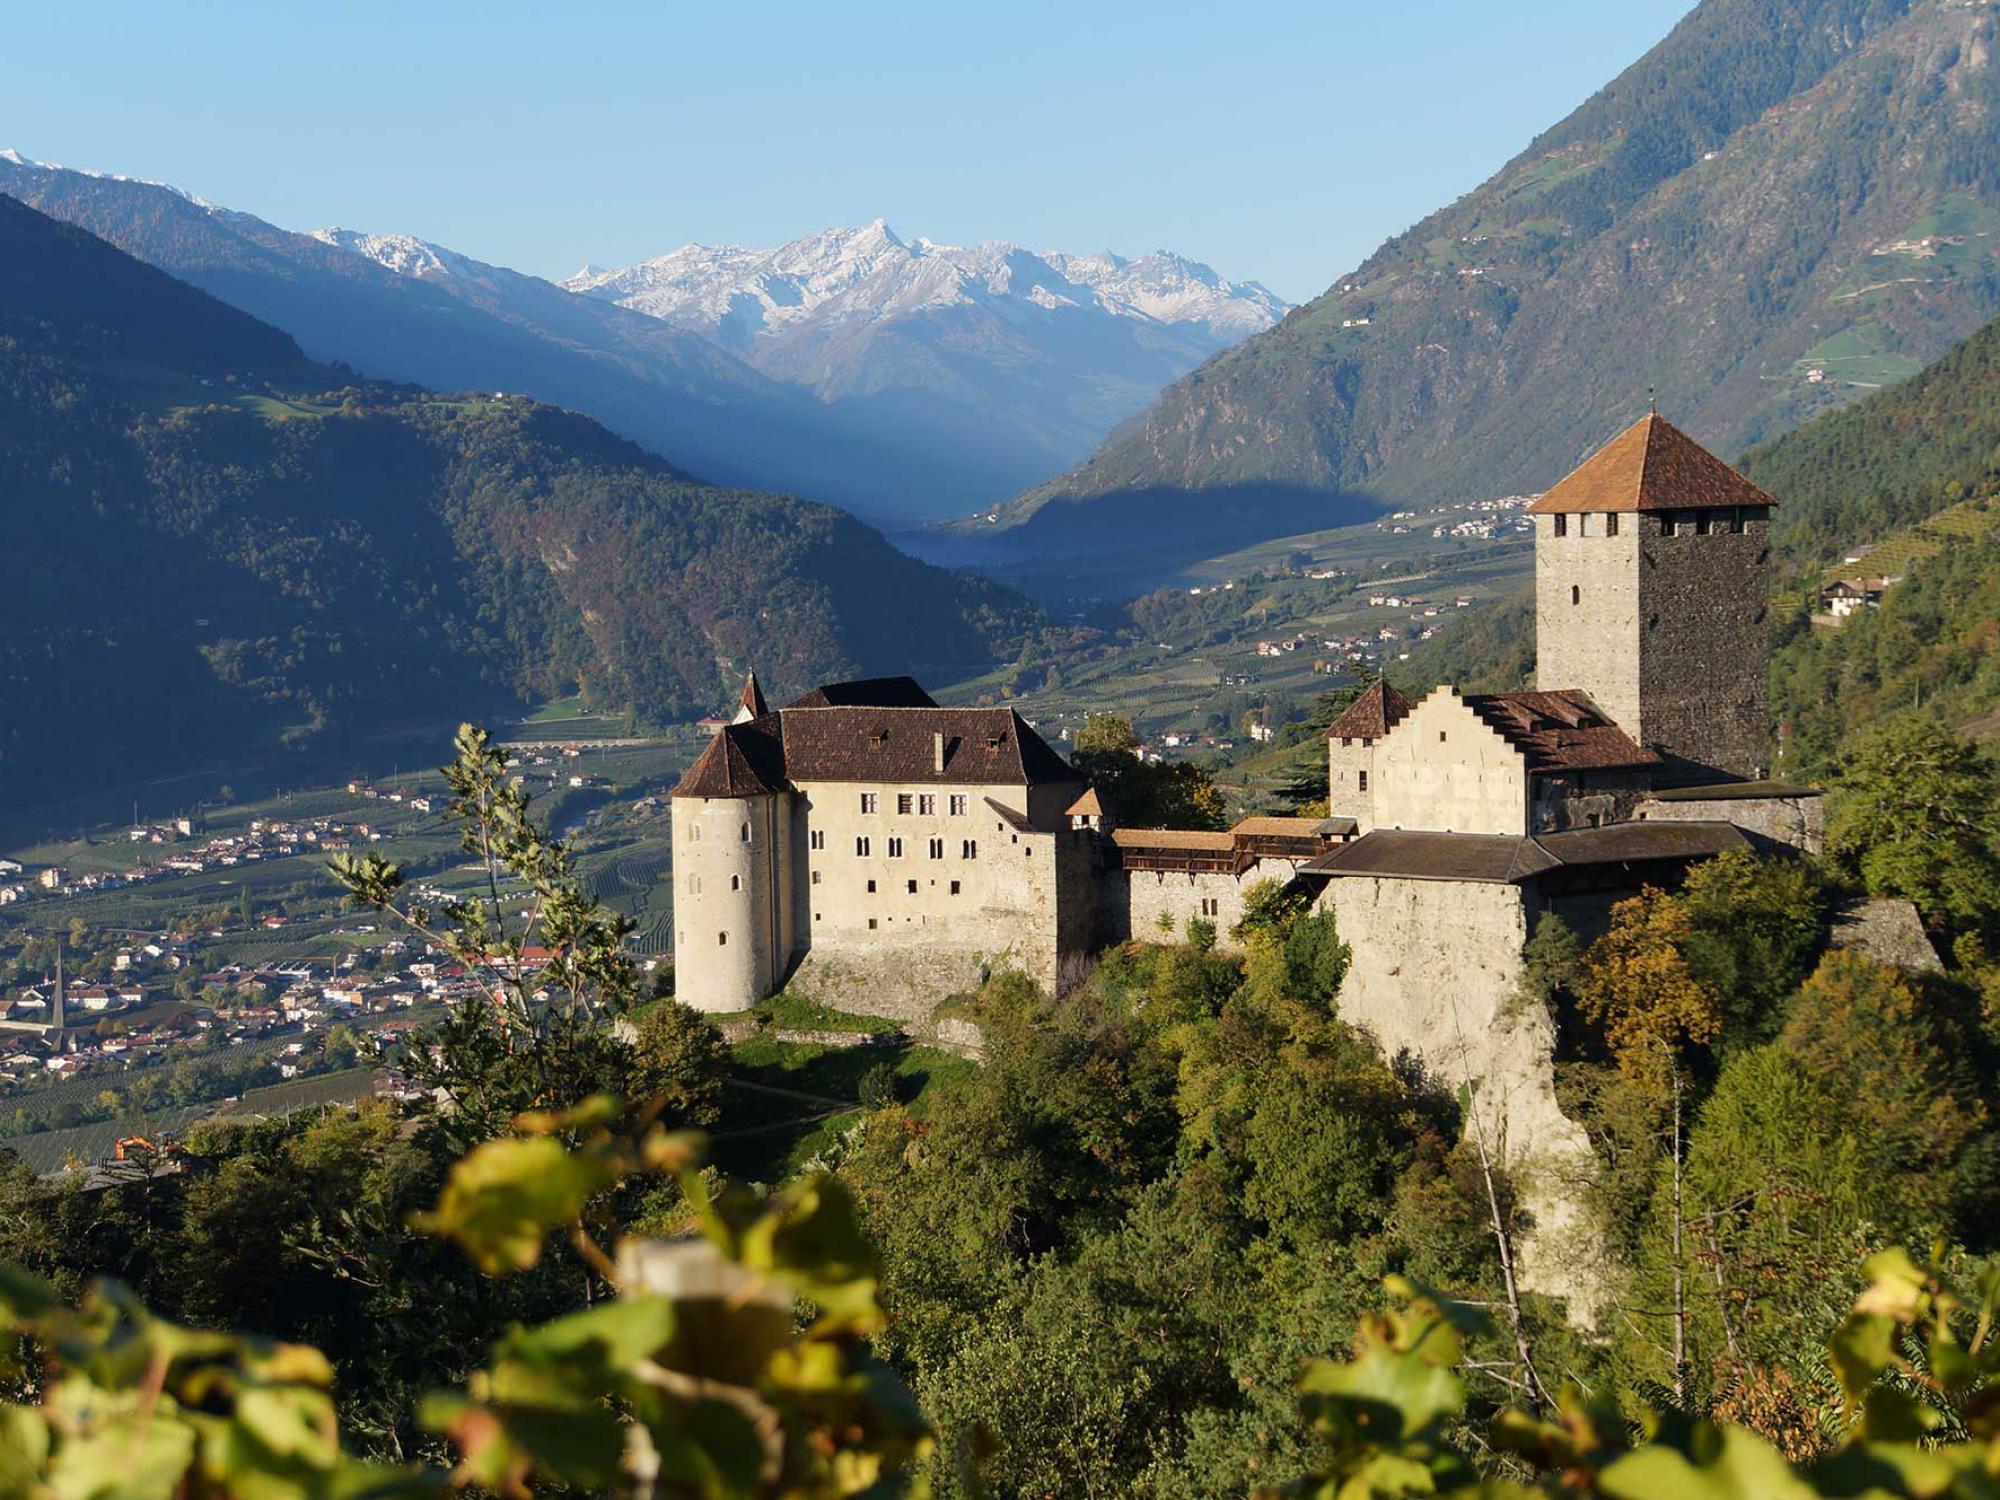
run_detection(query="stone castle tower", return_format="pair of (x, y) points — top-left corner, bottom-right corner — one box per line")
(1528, 414), (1777, 781)
(669, 711), (797, 1014)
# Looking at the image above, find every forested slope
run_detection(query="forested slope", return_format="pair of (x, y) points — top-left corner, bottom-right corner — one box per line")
(0, 193), (1036, 811)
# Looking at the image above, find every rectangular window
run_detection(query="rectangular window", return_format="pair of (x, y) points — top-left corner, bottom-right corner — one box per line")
(809, 830), (824, 851)
(1358, 769), (1369, 792)
(1606, 512), (1619, 537)
(949, 880), (962, 896)
(887, 837), (903, 858)
(689, 823), (701, 843)
(812, 871), (822, 886)
(928, 838), (944, 859)
(949, 795), (967, 816)
(1695, 511), (1713, 536)
(906, 879), (918, 894)
(686, 874), (701, 895)
(860, 793), (878, 814)
(855, 836), (871, 857)
(1553, 514), (1567, 537)
(897, 793), (913, 814)
(866, 879), (877, 893)
(868, 917), (878, 930)
(918, 794), (936, 815)
(962, 839), (978, 859)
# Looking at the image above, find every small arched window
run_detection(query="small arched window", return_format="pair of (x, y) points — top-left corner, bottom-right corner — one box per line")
(718, 932), (728, 946)
(740, 821), (751, 843)
(730, 874), (741, 891)
(1570, 585), (1581, 606)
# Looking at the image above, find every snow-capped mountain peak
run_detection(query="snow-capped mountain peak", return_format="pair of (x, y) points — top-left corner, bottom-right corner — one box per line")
(311, 227), (464, 281)
(562, 224), (1288, 352)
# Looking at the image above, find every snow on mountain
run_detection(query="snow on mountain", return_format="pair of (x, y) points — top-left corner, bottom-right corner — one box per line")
(562, 221), (1289, 353)
(310, 227), (464, 281)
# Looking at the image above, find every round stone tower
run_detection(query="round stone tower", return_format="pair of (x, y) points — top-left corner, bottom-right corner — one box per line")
(672, 793), (787, 1012)
(669, 707), (794, 1013)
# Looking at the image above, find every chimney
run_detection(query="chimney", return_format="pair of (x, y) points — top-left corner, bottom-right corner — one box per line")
(934, 733), (947, 773)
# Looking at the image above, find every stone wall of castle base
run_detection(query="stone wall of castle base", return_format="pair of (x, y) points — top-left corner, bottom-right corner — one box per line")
(784, 946), (1024, 1029)
(1098, 859), (1305, 951)
(1635, 792), (1824, 856)
(1317, 874), (1607, 1325)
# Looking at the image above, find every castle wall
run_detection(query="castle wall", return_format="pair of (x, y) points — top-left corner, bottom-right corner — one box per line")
(1316, 875), (1605, 1321)
(1636, 790), (1823, 855)
(1530, 769), (1656, 833)
(1371, 691), (1528, 836)
(785, 778), (1076, 1020)
(1534, 511), (1643, 735)
(672, 794), (783, 1013)
(1101, 857), (1303, 951)
(1326, 738), (1377, 830)
(1636, 511), (1773, 780)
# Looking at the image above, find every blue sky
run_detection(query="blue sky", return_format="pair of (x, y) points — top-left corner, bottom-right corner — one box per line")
(3, 0), (1693, 303)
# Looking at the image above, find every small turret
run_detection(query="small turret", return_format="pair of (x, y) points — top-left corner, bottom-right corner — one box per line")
(733, 670), (769, 725)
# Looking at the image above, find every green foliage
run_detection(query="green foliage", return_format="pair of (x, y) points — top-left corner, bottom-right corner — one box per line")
(0, 1117), (931, 1500)
(1274, 1248), (2000, 1499)
(1828, 720), (2000, 940)
(1068, 713), (1227, 830)
(1675, 852), (1831, 1045)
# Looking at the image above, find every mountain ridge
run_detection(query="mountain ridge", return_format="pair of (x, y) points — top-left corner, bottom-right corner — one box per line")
(986, 0), (2000, 559)
(0, 190), (1037, 813)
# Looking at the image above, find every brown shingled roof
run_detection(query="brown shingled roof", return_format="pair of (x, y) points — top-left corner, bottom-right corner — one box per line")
(779, 706), (1074, 786)
(672, 701), (1076, 798)
(672, 716), (788, 798)
(1306, 820), (1749, 883)
(1461, 690), (1660, 774)
(1325, 680), (1412, 742)
(1525, 414), (1780, 515)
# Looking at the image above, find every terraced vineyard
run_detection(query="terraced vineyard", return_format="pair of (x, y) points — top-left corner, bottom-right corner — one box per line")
(1820, 497), (2000, 587)
(5, 1066), (383, 1176)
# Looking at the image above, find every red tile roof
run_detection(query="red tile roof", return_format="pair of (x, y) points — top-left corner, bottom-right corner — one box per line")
(737, 671), (769, 720)
(1325, 680), (1412, 742)
(1461, 689), (1660, 774)
(1525, 414), (1780, 515)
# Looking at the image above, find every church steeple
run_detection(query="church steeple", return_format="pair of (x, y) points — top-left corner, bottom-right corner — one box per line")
(733, 670), (769, 725)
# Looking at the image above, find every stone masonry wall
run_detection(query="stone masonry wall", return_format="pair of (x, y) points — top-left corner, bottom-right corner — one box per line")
(1636, 791), (1824, 855)
(1637, 511), (1772, 780)
(1535, 511), (1643, 735)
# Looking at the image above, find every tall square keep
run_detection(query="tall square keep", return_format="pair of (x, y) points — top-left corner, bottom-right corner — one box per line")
(1528, 413), (1777, 782)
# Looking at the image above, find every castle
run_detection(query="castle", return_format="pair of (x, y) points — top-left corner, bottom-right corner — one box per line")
(670, 413), (1828, 1312)
(671, 413), (1819, 1020)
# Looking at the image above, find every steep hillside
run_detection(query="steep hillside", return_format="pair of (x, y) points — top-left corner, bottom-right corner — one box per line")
(0, 193), (1035, 812)
(989, 0), (2000, 558)
(0, 154), (948, 522)
(565, 223), (1285, 505)
(1742, 308), (2000, 560)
